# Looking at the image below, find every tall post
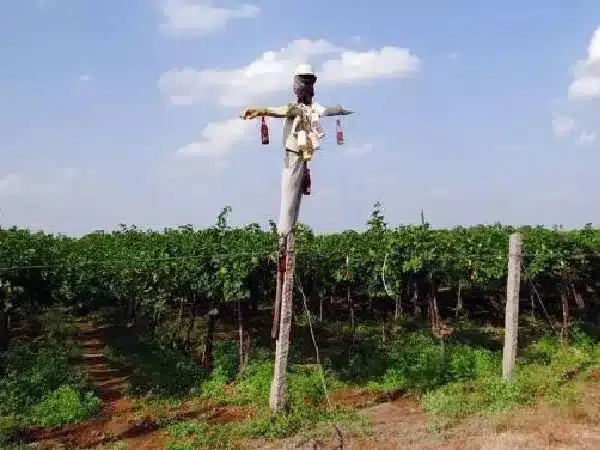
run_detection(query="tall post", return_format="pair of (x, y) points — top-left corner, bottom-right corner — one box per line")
(269, 232), (296, 412)
(502, 233), (522, 382)
(271, 236), (286, 339)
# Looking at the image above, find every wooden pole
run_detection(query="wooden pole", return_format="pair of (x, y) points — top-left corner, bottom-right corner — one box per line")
(271, 235), (286, 339)
(269, 232), (296, 412)
(502, 233), (522, 382)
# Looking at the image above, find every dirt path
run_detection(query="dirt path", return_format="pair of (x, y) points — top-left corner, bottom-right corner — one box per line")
(28, 320), (170, 450)
(77, 321), (131, 415)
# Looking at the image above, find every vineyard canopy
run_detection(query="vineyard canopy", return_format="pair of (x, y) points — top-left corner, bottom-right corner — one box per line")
(1, 218), (599, 320)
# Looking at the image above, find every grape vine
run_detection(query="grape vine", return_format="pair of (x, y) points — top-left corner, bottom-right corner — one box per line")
(1, 208), (599, 328)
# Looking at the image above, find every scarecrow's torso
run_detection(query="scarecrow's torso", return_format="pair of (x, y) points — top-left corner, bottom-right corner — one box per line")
(282, 101), (325, 151)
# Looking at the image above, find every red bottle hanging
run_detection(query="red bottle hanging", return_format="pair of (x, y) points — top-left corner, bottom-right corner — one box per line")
(336, 119), (344, 145)
(260, 116), (269, 145)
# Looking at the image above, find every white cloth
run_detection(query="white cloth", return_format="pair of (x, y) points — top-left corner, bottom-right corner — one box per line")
(277, 149), (305, 235)
(282, 102), (325, 152)
(277, 101), (325, 235)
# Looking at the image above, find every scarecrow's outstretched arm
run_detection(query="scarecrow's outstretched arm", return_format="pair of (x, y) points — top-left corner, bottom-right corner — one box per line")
(240, 104), (353, 119)
(240, 106), (292, 120)
(322, 105), (355, 116)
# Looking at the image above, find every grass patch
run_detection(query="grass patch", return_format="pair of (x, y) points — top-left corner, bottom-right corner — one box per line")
(165, 408), (365, 449)
(0, 309), (101, 444)
(422, 330), (600, 417)
(162, 334), (365, 448)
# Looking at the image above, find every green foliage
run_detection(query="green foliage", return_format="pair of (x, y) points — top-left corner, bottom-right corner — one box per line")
(211, 340), (239, 381)
(422, 335), (600, 416)
(165, 406), (362, 449)
(357, 329), (500, 393)
(198, 341), (256, 401)
(165, 442), (196, 450)
(0, 342), (85, 415)
(227, 361), (273, 405)
(422, 378), (524, 416)
(0, 310), (101, 444)
(0, 416), (19, 446)
(107, 443), (128, 450)
(2, 216), (600, 321)
(30, 385), (102, 427)
(237, 407), (361, 440)
(200, 344), (343, 410)
(159, 341), (359, 449)
(102, 330), (205, 398)
(3, 211), (600, 446)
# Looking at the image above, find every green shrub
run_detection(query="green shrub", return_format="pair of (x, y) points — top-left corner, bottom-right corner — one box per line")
(30, 385), (101, 427)
(423, 335), (600, 417)
(447, 345), (500, 381)
(369, 332), (449, 392)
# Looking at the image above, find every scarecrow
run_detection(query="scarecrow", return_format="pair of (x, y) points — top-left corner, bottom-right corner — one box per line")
(240, 63), (354, 339)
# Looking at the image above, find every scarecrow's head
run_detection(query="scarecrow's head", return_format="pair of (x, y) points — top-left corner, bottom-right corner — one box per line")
(293, 64), (317, 105)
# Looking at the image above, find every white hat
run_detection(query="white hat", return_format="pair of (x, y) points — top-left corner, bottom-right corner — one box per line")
(294, 64), (315, 77)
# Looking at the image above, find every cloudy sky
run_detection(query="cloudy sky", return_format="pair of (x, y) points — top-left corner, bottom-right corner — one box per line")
(1, 0), (600, 234)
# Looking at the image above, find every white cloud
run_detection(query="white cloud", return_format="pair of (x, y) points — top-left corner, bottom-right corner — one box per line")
(319, 47), (419, 84)
(79, 74), (92, 82)
(569, 76), (600, 98)
(568, 27), (600, 99)
(578, 131), (596, 145)
(160, 0), (260, 37)
(175, 118), (253, 158)
(159, 38), (420, 107)
(552, 114), (575, 136)
(554, 28), (600, 142)
(161, 39), (419, 161)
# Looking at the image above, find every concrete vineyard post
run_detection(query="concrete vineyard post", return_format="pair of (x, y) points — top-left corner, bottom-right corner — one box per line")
(502, 233), (522, 382)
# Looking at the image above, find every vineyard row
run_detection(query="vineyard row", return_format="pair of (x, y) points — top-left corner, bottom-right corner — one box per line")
(1, 218), (600, 323)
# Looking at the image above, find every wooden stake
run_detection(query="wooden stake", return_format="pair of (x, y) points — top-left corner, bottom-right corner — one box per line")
(271, 235), (286, 340)
(270, 232), (296, 412)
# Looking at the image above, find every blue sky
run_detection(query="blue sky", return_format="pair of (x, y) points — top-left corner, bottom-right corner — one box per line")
(1, 0), (600, 234)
